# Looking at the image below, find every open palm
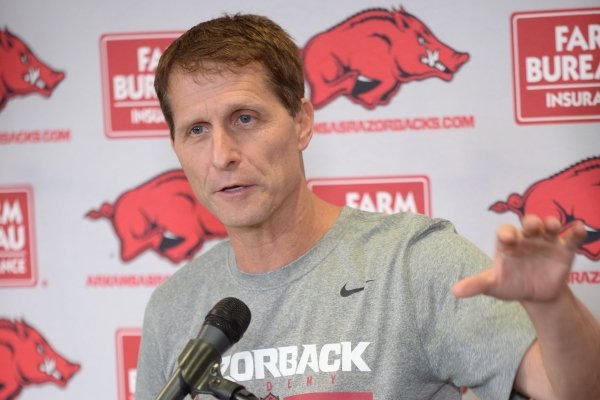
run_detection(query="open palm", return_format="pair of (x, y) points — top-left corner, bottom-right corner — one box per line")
(453, 215), (587, 302)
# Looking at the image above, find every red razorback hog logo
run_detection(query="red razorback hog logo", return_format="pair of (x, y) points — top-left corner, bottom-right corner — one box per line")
(490, 156), (600, 261)
(0, 319), (80, 400)
(303, 7), (469, 110)
(0, 29), (65, 112)
(86, 169), (228, 264)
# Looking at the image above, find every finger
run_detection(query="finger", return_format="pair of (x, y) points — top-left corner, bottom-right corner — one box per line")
(544, 215), (563, 236)
(522, 214), (563, 241)
(563, 220), (587, 250)
(521, 214), (543, 238)
(452, 270), (493, 298)
(497, 224), (518, 245)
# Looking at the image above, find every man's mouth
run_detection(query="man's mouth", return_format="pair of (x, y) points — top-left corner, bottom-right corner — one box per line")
(221, 185), (247, 193)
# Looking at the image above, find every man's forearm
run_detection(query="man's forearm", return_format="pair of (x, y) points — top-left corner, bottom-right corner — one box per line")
(522, 287), (600, 399)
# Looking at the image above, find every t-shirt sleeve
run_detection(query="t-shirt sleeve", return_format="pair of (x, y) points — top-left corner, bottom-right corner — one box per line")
(404, 219), (536, 400)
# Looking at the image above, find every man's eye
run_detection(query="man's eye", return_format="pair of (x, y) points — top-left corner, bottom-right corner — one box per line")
(238, 114), (253, 124)
(190, 125), (205, 135)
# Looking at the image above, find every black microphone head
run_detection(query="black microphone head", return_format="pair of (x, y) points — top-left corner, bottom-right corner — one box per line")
(204, 297), (251, 344)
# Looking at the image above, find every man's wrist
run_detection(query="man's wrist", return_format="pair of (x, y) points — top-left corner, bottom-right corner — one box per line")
(520, 285), (575, 322)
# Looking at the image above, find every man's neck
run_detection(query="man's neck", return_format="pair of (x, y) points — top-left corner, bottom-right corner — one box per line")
(227, 195), (341, 274)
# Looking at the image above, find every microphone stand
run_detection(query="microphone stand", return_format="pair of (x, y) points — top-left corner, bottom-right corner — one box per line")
(189, 362), (259, 400)
(155, 297), (255, 400)
(174, 338), (257, 400)
(161, 332), (259, 400)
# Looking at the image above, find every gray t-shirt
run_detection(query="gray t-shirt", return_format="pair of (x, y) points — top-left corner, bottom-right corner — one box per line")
(136, 207), (535, 400)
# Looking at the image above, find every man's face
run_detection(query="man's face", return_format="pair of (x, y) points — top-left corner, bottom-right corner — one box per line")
(169, 63), (313, 230)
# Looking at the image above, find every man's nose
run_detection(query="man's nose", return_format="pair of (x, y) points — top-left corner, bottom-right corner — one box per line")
(211, 128), (240, 169)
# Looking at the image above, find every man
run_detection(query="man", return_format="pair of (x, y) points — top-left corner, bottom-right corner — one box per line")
(136, 14), (600, 400)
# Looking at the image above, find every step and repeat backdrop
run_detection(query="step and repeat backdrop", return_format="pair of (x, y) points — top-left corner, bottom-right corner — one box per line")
(1, 0), (598, 399)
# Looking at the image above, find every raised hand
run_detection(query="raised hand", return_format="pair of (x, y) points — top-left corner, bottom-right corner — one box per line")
(452, 214), (587, 302)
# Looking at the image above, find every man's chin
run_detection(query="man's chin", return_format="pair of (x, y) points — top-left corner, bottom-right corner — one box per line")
(216, 211), (265, 230)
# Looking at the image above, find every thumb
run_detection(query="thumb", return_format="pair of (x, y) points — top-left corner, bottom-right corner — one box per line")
(452, 269), (493, 298)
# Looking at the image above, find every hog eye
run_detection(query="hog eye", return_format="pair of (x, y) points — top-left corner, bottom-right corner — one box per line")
(417, 34), (427, 45)
(36, 344), (44, 354)
(20, 53), (29, 64)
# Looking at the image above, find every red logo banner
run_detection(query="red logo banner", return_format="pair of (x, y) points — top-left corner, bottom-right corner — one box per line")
(511, 8), (600, 124)
(307, 176), (431, 216)
(100, 32), (181, 138)
(0, 186), (36, 287)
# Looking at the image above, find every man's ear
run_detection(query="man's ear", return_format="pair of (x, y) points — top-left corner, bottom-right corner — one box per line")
(296, 98), (314, 151)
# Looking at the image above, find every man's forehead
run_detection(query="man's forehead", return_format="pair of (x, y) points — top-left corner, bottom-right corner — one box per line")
(169, 61), (268, 87)
(168, 62), (280, 127)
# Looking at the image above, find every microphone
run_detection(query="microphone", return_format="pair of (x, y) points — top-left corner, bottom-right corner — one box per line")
(155, 297), (253, 400)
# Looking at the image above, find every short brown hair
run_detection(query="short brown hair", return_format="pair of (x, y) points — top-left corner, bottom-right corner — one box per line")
(154, 14), (305, 140)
